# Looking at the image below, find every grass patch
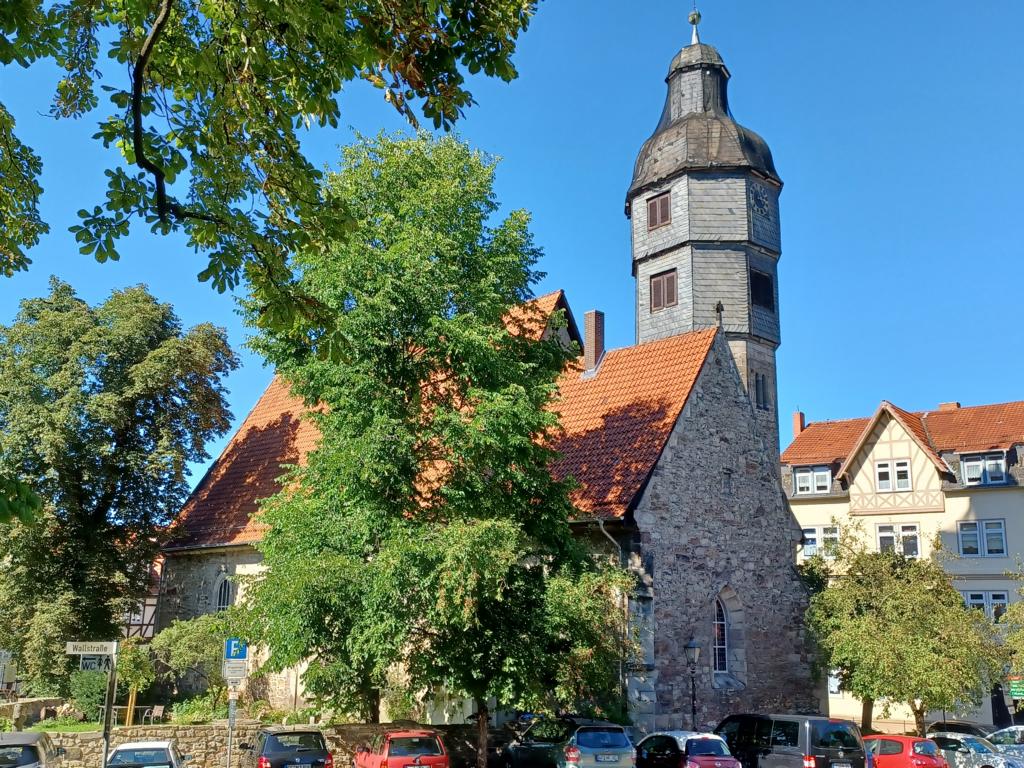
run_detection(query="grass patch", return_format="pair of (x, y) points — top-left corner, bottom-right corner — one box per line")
(28, 718), (104, 733)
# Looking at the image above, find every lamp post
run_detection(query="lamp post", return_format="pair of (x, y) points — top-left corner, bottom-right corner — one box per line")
(685, 638), (701, 730)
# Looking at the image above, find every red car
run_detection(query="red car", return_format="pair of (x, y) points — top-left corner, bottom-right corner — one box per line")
(865, 736), (949, 768)
(354, 731), (449, 768)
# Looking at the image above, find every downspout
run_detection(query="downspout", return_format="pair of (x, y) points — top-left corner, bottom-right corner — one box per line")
(598, 520), (629, 713)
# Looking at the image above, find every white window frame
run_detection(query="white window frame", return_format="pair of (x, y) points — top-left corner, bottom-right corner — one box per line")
(875, 460), (892, 492)
(794, 466), (831, 495)
(802, 525), (840, 559)
(713, 598), (728, 673)
(958, 519), (1007, 557)
(961, 452), (1007, 486)
(877, 523), (920, 558)
(876, 459), (912, 492)
(964, 590), (1010, 622)
(894, 459), (912, 491)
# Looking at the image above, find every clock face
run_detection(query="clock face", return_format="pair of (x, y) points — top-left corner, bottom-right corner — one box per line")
(749, 181), (772, 218)
(748, 179), (780, 250)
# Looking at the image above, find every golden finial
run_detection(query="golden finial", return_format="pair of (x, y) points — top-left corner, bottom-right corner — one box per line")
(689, 6), (702, 45)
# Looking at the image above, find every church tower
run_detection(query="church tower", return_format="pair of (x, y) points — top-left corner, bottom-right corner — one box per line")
(626, 13), (782, 451)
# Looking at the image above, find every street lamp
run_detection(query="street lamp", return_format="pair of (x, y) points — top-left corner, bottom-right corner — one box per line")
(685, 638), (701, 730)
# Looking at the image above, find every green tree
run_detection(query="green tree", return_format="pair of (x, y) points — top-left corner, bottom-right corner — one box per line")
(240, 133), (633, 766)
(0, 278), (237, 693)
(807, 534), (1005, 736)
(1, 0), (539, 329)
(150, 614), (229, 708)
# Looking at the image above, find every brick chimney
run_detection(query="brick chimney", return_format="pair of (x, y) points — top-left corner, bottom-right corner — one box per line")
(938, 401), (961, 411)
(793, 410), (806, 437)
(584, 310), (605, 373)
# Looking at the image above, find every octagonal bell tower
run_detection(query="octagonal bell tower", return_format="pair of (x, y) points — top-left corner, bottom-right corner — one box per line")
(626, 15), (782, 451)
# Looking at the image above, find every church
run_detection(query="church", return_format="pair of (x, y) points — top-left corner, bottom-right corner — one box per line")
(156, 18), (820, 731)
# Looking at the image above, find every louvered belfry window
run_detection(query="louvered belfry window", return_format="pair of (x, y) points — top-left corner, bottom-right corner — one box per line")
(650, 269), (677, 313)
(647, 192), (671, 230)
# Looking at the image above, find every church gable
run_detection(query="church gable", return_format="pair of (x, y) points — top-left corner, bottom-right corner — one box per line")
(629, 334), (815, 727)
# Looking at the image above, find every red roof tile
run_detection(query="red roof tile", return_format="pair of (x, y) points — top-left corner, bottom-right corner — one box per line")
(782, 400), (1024, 467)
(165, 377), (316, 549)
(167, 298), (717, 548)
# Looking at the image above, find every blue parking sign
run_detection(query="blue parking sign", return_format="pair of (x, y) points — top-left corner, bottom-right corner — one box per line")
(224, 638), (248, 660)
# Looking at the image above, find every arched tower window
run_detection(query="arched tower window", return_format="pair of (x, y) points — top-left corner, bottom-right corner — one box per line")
(713, 598), (729, 672)
(215, 577), (234, 612)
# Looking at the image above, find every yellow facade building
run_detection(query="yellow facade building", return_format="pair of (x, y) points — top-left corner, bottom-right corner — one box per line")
(781, 400), (1024, 729)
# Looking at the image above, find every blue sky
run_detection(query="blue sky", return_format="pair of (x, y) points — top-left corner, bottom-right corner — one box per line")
(2, 0), (1022, 484)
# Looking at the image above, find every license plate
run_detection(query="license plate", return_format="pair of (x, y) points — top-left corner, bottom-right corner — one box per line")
(596, 756), (620, 763)
(832, 762), (851, 768)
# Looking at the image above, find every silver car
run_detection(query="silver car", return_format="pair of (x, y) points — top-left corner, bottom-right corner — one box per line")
(930, 733), (1024, 768)
(987, 728), (1024, 757)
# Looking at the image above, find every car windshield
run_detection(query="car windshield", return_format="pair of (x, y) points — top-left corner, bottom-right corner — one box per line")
(812, 722), (861, 751)
(0, 747), (41, 768)
(577, 729), (631, 750)
(109, 749), (171, 766)
(686, 740), (729, 756)
(388, 737), (442, 757)
(963, 738), (996, 754)
(267, 734), (327, 753)
(913, 742), (939, 757)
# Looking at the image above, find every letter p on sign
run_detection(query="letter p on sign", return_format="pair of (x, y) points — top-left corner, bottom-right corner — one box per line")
(224, 638), (248, 660)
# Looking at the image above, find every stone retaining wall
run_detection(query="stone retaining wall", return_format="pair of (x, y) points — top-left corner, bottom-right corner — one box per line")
(49, 722), (499, 768)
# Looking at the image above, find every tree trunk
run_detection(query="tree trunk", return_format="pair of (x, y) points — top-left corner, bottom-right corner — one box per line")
(476, 699), (489, 768)
(860, 698), (873, 734)
(366, 689), (380, 724)
(912, 705), (926, 738)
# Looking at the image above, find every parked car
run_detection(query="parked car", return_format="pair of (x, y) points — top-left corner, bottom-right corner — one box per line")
(108, 741), (191, 768)
(240, 727), (334, 768)
(715, 714), (866, 768)
(354, 730), (448, 768)
(984, 729), (1024, 756)
(0, 733), (58, 768)
(864, 736), (948, 768)
(636, 731), (739, 768)
(929, 733), (1023, 768)
(502, 718), (635, 768)
(928, 725), (997, 740)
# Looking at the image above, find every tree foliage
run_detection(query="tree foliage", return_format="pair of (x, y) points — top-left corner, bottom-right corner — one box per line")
(151, 614), (230, 708)
(1, 0), (540, 328)
(239, 133), (634, 763)
(117, 639), (157, 695)
(807, 532), (1005, 736)
(0, 279), (237, 692)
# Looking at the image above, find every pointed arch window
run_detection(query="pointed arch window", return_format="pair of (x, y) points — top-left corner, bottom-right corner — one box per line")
(215, 577), (234, 612)
(713, 598), (729, 672)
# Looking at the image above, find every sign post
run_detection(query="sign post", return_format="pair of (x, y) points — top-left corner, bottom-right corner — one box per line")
(223, 639), (248, 768)
(66, 642), (118, 768)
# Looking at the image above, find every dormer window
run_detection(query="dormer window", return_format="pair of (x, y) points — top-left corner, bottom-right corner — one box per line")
(650, 269), (677, 312)
(647, 192), (671, 230)
(794, 466), (831, 495)
(961, 453), (1006, 485)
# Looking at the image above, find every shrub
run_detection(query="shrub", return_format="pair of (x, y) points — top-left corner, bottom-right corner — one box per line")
(69, 670), (108, 721)
(0, 716), (13, 731)
(170, 692), (228, 724)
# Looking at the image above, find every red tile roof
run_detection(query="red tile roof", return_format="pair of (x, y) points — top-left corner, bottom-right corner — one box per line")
(782, 400), (1024, 468)
(166, 300), (717, 548)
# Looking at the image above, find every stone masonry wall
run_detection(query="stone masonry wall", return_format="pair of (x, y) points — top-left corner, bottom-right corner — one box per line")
(0, 698), (63, 727)
(629, 334), (821, 731)
(49, 723), (497, 768)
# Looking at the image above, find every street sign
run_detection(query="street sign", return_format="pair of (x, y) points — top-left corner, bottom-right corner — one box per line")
(80, 655), (113, 673)
(224, 638), (248, 660)
(66, 641), (117, 655)
(1009, 677), (1024, 699)
(222, 659), (247, 681)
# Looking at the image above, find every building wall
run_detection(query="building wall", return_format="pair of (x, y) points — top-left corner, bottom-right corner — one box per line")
(628, 335), (820, 732)
(786, 415), (1024, 727)
(157, 547), (305, 710)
